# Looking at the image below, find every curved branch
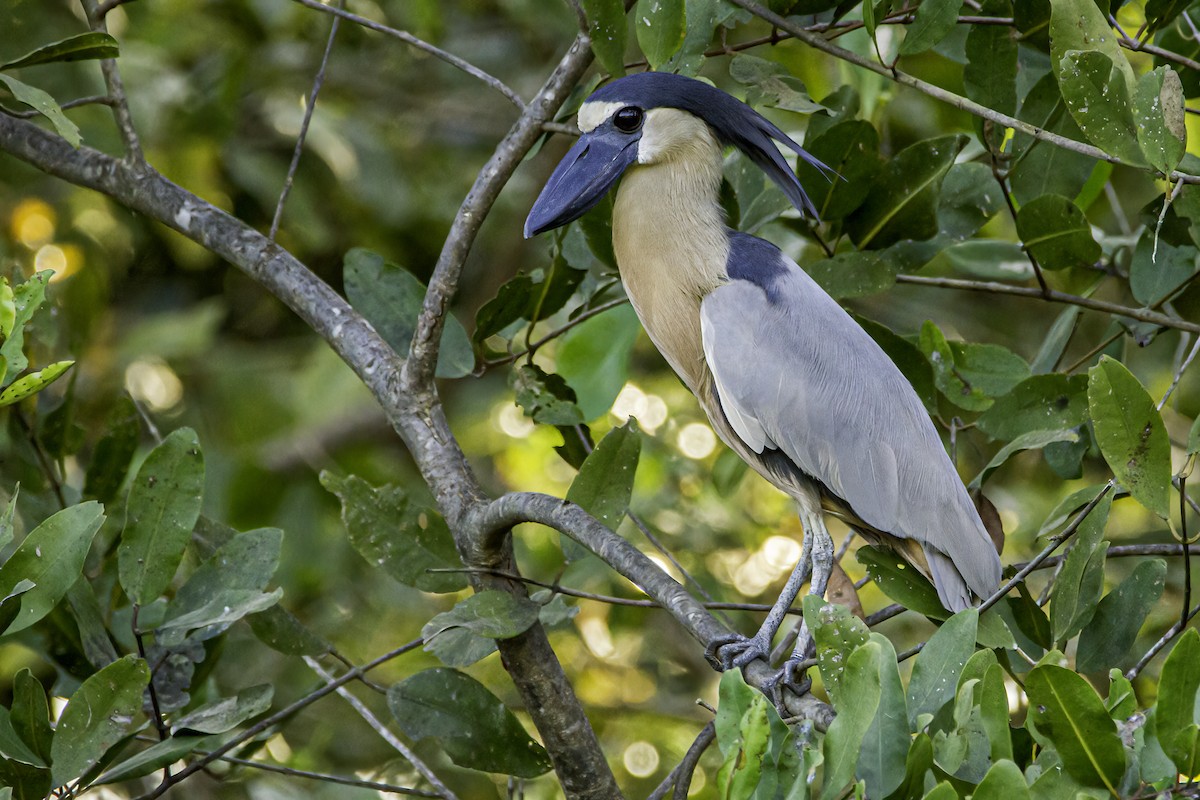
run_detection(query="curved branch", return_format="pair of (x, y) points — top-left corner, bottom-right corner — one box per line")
(728, 0), (1200, 185)
(473, 491), (836, 727)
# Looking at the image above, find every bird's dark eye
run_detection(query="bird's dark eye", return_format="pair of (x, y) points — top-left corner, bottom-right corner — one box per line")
(613, 106), (644, 133)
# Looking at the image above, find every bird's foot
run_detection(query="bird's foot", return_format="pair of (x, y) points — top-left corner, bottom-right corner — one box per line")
(704, 632), (774, 671)
(761, 657), (813, 713)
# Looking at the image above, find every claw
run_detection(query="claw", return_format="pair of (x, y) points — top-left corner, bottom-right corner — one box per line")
(704, 633), (772, 671)
(763, 656), (814, 714)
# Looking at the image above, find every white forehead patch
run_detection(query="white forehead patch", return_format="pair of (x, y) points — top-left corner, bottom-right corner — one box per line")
(577, 100), (627, 133)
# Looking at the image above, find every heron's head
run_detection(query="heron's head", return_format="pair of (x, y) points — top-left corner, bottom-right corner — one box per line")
(524, 71), (828, 238)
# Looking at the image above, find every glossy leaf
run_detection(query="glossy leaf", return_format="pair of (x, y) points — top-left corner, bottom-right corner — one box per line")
(795, 119), (881, 221)
(172, 685), (273, 734)
(10, 671), (51, 765)
(343, 248), (473, 378)
(1049, 492), (1111, 642)
(964, 0), (1017, 119)
(976, 374), (1089, 441)
(1049, 0), (1134, 92)
(856, 546), (945, 617)
(50, 655), (150, 787)
(0, 272), (49, 385)
(907, 609), (978, 728)
(510, 363), (585, 426)
(1025, 664), (1125, 792)
(0, 708), (43, 767)
(635, 0), (685, 70)
(858, 633), (909, 798)
(0, 360), (73, 406)
(247, 604), (333, 657)
(581, 0), (626, 76)
(1158, 628), (1200, 773)
(1031, 307), (1081, 374)
(388, 668), (552, 778)
(973, 760), (1030, 799)
(921, 321), (1031, 412)
(473, 274), (534, 345)
(0, 32), (118, 70)
(820, 640), (883, 800)
(1129, 229), (1197, 306)
(557, 303), (639, 420)
(83, 397), (140, 505)
(805, 251), (899, 299)
(729, 54), (823, 114)
(970, 428), (1079, 490)
(0, 76), (81, 148)
(320, 471), (465, 593)
(899, 0), (963, 54)
(847, 135), (967, 250)
(118, 427), (205, 605)
(97, 734), (225, 785)
(565, 419), (640, 535)
(980, 663), (1013, 762)
(1015, 194), (1101, 270)
(1135, 66), (1186, 174)
(1076, 558), (1166, 672)
(1087, 356), (1171, 518)
(938, 163), (1005, 241)
(0, 501), (104, 635)
(1055, 50), (1142, 164)
(1011, 74), (1098, 205)
(422, 591), (540, 667)
(806, 594), (870, 703)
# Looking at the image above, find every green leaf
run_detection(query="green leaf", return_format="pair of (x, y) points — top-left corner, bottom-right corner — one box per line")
(1032, 307), (1080, 374)
(972, 760), (1031, 800)
(1087, 356), (1171, 518)
(172, 685), (273, 734)
(921, 782), (958, 800)
(1135, 66), (1187, 174)
(899, 0), (963, 54)
(0, 272), (49, 385)
(1011, 74), (1098, 206)
(715, 668), (760, 757)
(97, 734), (225, 785)
(0, 76), (81, 147)
(473, 274), (535, 345)
(662, 0), (723, 75)
(159, 527), (283, 644)
(717, 684), (773, 797)
(820, 640), (883, 800)
(511, 364), (585, 425)
(889, 733), (934, 800)
(566, 419), (640, 533)
(83, 397), (141, 505)
(0, 32), (119, 70)
(938, 163), (1005, 240)
(1129, 229), (1197, 306)
(969, 428), (1078, 490)
(388, 668), (552, 778)
(0, 360), (73, 406)
(804, 251), (900, 300)
(907, 609), (978, 728)
(726, 151), (793, 232)
(0, 501), (104, 635)
(856, 545), (946, 617)
(858, 634), (909, 799)
(557, 303), (639, 420)
(794, 120), (881, 221)
(1106, 669), (1136, 719)
(847, 135), (968, 249)
(980, 663), (1013, 762)
(806, 595), (871, 704)
(1015, 194), (1101, 270)
(964, 1), (1017, 119)
(0, 279), (14, 341)
(580, 0), (627, 76)
(1076, 559), (1166, 672)
(422, 591), (541, 667)
(50, 655), (150, 787)
(342, 248), (474, 378)
(0, 708), (44, 767)
(1025, 664), (1125, 793)
(319, 472), (465, 593)
(729, 54), (824, 114)
(66, 577), (120, 669)
(10, 671), (51, 765)
(1049, 0), (1135, 94)
(1158, 628), (1200, 773)
(635, 0), (686, 70)
(247, 604), (333, 657)
(0, 486), (18, 557)
(920, 321), (1031, 412)
(976, 374), (1089, 441)
(118, 427), (206, 605)
(1049, 492), (1111, 641)
(1055, 50), (1143, 164)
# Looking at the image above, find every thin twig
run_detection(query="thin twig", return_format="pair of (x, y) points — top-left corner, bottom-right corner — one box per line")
(1126, 601), (1200, 679)
(1158, 335), (1200, 410)
(131, 640), (424, 800)
(479, 297), (629, 371)
(286, 0), (524, 110)
(6, 95), (114, 120)
(895, 274), (1200, 335)
(206, 753), (441, 797)
(304, 658), (459, 800)
(270, 0), (342, 241)
(81, 0), (144, 163)
(646, 721), (716, 800)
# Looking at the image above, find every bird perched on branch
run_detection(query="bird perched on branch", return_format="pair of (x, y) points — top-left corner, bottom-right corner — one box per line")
(524, 71), (1001, 692)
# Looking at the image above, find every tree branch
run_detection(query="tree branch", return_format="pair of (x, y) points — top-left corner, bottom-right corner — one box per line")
(81, 0), (145, 163)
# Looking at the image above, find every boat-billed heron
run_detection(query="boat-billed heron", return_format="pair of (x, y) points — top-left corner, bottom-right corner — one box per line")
(524, 71), (1002, 689)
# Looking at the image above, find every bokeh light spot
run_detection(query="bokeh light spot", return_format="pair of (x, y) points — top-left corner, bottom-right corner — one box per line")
(623, 741), (659, 778)
(676, 422), (716, 459)
(125, 358), (184, 412)
(12, 198), (55, 248)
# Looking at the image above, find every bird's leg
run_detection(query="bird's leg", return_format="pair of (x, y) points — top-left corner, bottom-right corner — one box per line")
(705, 531), (813, 672)
(771, 507), (835, 697)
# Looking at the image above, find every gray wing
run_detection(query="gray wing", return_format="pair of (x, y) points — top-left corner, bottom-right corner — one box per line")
(700, 256), (1001, 609)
